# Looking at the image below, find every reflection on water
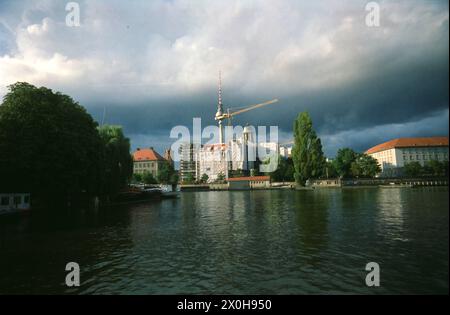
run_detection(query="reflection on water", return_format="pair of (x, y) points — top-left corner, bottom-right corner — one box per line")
(0, 188), (448, 294)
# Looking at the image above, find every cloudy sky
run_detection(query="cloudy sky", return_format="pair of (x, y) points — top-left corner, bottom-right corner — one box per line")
(0, 0), (448, 157)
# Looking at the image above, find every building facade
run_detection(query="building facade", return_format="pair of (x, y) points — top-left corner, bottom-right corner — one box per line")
(133, 147), (167, 178)
(365, 137), (449, 177)
(196, 143), (228, 182)
(279, 146), (292, 159)
(179, 142), (198, 183)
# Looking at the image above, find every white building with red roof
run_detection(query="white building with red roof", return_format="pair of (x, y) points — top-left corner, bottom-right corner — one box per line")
(132, 147), (168, 178)
(365, 137), (449, 176)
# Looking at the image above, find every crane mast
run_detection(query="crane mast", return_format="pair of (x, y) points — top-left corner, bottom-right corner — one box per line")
(214, 73), (279, 143)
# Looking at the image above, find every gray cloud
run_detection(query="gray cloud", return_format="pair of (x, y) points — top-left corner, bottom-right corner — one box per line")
(0, 0), (448, 157)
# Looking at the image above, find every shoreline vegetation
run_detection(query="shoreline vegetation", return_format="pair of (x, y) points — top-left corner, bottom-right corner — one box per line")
(0, 82), (134, 210)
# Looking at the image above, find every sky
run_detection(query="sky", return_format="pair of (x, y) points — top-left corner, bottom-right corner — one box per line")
(0, 0), (448, 157)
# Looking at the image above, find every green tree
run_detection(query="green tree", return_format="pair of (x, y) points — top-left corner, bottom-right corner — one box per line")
(292, 112), (326, 186)
(142, 171), (158, 184)
(0, 82), (103, 206)
(424, 160), (446, 177)
(333, 148), (359, 178)
(98, 125), (133, 195)
(283, 158), (295, 181)
(267, 156), (295, 182)
(351, 154), (381, 178)
(170, 172), (179, 185)
(350, 161), (362, 178)
(323, 160), (338, 178)
(216, 172), (225, 182)
(157, 162), (177, 184)
(200, 173), (209, 183)
(184, 173), (195, 184)
(404, 162), (423, 177)
(132, 173), (143, 183)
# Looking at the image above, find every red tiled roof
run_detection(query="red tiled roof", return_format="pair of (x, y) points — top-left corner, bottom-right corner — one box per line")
(227, 176), (270, 182)
(133, 148), (166, 161)
(366, 137), (449, 154)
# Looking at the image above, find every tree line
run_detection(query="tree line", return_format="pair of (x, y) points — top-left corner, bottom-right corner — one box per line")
(0, 82), (133, 208)
(273, 112), (381, 185)
(280, 112), (448, 185)
(403, 160), (448, 178)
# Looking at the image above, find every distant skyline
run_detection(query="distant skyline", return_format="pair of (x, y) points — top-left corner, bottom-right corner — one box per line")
(0, 0), (448, 156)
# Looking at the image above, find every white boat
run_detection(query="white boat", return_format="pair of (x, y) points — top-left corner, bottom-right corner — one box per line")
(0, 193), (31, 215)
(160, 185), (180, 198)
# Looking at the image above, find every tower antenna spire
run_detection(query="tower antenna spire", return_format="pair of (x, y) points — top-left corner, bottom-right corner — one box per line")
(215, 70), (224, 143)
(218, 70), (223, 113)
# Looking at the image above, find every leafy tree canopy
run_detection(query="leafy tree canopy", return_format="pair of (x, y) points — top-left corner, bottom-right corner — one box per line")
(291, 112), (325, 185)
(333, 148), (359, 178)
(157, 162), (178, 184)
(0, 82), (103, 203)
(142, 171), (158, 185)
(350, 154), (381, 178)
(98, 125), (133, 195)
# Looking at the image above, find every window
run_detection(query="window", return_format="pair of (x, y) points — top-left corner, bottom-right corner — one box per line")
(1, 196), (9, 206)
(24, 196), (30, 203)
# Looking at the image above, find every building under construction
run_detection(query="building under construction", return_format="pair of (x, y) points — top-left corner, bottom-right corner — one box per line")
(179, 72), (280, 183)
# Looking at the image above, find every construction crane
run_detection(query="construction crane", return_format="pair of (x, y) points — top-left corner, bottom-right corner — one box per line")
(214, 72), (280, 143)
(216, 99), (279, 125)
(215, 99), (279, 143)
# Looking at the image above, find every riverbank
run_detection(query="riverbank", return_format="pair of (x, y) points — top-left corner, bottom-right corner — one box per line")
(181, 178), (448, 191)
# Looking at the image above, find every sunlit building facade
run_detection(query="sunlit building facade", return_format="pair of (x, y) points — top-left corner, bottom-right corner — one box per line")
(365, 137), (449, 177)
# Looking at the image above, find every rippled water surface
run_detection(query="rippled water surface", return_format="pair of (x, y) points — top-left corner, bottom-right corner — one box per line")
(0, 188), (448, 294)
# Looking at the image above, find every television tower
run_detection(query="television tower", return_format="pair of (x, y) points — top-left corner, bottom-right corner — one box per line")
(215, 71), (225, 144)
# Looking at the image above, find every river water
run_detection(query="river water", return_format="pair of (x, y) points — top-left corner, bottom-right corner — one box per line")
(0, 187), (448, 294)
